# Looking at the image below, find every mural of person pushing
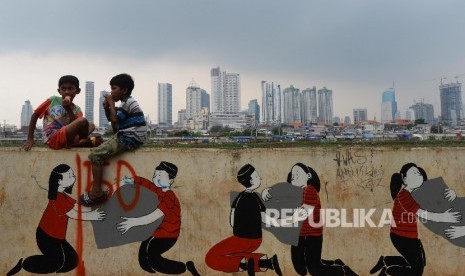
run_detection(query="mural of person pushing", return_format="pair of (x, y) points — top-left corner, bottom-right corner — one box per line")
(205, 163), (308, 276)
(116, 161), (201, 275)
(264, 163), (358, 276)
(7, 164), (105, 276)
(370, 163), (461, 276)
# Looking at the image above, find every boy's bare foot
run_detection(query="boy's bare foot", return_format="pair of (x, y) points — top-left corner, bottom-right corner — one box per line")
(90, 135), (104, 146)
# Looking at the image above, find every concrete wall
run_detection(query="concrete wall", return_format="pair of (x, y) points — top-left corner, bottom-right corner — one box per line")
(1, 146), (465, 275)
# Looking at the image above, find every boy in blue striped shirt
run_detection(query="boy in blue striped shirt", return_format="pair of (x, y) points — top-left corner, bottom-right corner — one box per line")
(79, 73), (147, 206)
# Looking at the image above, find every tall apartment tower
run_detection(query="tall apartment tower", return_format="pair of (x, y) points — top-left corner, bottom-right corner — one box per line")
(344, 116), (352, 126)
(282, 85), (301, 124)
(440, 82), (463, 126)
(210, 66), (240, 115)
(177, 109), (187, 128)
(158, 83), (173, 126)
(85, 81), (94, 122)
(261, 81), (282, 124)
(248, 99), (260, 123)
(410, 102), (434, 124)
(186, 80), (209, 120)
(381, 88), (397, 123)
(318, 87), (333, 124)
(21, 100), (33, 128)
(301, 87), (318, 124)
(99, 91), (110, 129)
(353, 108), (368, 124)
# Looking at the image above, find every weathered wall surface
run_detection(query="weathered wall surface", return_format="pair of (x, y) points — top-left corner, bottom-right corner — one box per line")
(1, 147), (465, 275)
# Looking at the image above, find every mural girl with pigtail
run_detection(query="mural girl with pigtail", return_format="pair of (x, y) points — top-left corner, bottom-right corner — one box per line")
(7, 164), (105, 276)
(370, 163), (461, 276)
(287, 163), (357, 276)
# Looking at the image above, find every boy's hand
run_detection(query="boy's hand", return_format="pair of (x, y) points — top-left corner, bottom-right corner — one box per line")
(22, 139), (35, 151)
(103, 94), (115, 109)
(62, 96), (72, 107)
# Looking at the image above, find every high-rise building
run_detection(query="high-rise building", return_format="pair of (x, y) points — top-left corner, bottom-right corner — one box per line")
(381, 88), (397, 123)
(186, 80), (209, 120)
(158, 83), (173, 126)
(353, 108), (368, 124)
(261, 81), (282, 124)
(282, 85), (301, 124)
(440, 82), (463, 126)
(405, 109), (415, 121)
(21, 100), (33, 128)
(177, 109), (187, 128)
(318, 87), (333, 124)
(210, 67), (241, 128)
(410, 102), (434, 124)
(210, 66), (240, 115)
(301, 87), (318, 124)
(247, 99), (260, 124)
(85, 81), (94, 122)
(99, 91), (110, 129)
(344, 116), (351, 126)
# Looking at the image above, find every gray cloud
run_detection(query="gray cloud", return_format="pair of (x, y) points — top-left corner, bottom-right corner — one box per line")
(1, 0), (465, 124)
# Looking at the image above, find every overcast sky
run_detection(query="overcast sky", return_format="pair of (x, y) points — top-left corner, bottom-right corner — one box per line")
(1, 0), (464, 127)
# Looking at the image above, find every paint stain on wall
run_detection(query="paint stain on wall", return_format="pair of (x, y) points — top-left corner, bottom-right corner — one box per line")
(0, 187), (5, 207)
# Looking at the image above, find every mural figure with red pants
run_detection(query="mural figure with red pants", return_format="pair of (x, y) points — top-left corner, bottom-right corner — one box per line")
(7, 164), (105, 276)
(117, 161), (201, 275)
(206, 163), (308, 276)
(370, 163), (461, 275)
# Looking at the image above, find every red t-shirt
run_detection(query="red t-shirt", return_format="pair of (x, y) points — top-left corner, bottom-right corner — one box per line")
(391, 189), (421, 239)
(133, 177), (181, 239)
(300, 185), (323, 237)
(38, 193), (76, 239)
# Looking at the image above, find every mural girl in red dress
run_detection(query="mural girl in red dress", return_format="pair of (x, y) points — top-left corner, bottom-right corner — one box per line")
(370, 163), (460, 275)
(7, 164), (105, 276)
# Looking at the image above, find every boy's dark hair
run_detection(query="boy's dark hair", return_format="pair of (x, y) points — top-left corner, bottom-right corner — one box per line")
(58, 75), (79, 88)
(237, 164), (256, 188)
(110, 73), (135, 95)
(155, 161), (178, 180)
(48, 164), (73, 200)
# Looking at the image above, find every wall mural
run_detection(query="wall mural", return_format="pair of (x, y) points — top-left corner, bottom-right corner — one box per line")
(206, 164), (299, 276)
(260, 163), (358, 276)
(7, 164), (105, 276)
(370, 163), (461, 276)
(5, 153), (465, 276)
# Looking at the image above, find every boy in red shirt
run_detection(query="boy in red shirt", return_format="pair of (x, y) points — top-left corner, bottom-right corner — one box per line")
(22, 75), (101, 151)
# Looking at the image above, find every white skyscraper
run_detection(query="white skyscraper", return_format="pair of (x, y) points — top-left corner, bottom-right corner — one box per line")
(186, 80), (209, 120)
(158, 83), (173, 126)
(301, 87), (318, 124)
(261, 81), (282, 124)
(282, 85), (301, 123)
(85, 81), (94, 123)
(209, 67), (243, 129)
(210, 66), (240, 115)
(99, 91), (110, 129)
(21, 100), (33, 128)
(318, 87), (333, 124)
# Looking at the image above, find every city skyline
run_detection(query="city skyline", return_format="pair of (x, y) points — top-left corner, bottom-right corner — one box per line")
(1, 1), (465, 127)
(13, 75), (463, 129)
